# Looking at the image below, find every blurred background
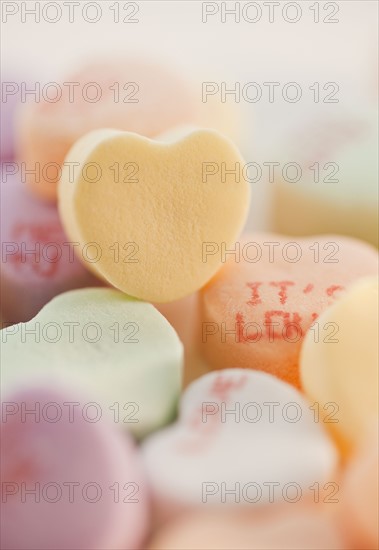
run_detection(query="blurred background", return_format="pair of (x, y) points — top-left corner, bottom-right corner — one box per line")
(2, 0), (377, 242)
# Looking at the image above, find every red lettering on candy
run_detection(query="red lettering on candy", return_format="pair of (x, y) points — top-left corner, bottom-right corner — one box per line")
(210, 372), (247, 401)
(303, 283), (314, 294)
(9, 222), (64, 278)
(246, 282), (262, 306)
(264, 310), (303, 340)
(326, 285), (344, 298)
(269, 280), (295, 305)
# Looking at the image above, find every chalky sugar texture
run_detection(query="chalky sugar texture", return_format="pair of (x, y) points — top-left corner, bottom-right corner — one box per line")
(58, 129), (250, 302)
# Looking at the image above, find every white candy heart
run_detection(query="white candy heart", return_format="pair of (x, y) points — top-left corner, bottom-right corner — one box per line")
(142, 369), (337, 521)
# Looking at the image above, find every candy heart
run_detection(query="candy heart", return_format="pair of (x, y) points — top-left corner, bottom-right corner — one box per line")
(338, 424), (378, 549)
(148, 508), (345, 550)
(272, 106), (378, 247)
(16, 57), (199, 203)
(142, 369), (337, 523)
(300, 277), (378, 454)
(1, 381), (149, 550)
(199, 233), (378, 387)
(58, 129), (250, 302)
(1, 288), (183, 439)
(18, 56), (238, 203)
(0, 170), (99, 324)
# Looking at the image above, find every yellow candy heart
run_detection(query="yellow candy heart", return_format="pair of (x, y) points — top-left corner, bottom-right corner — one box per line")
(300, 277), (379, 455)
(58, 129), (250, 302)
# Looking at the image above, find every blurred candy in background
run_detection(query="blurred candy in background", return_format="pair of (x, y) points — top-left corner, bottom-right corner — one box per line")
(271, 105), (378, 246)
(15, 56), (238, 203)
(148, 507), (346, 550)
(0, 168), (100, 324)
(142, 369), (338, 524)
(1, 380), (149, 550)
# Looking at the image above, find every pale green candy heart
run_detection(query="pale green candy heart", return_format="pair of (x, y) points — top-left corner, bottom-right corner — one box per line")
(1, 288), (183, 439)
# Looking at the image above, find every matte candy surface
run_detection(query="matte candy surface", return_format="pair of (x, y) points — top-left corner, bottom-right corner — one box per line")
(58, 129), (250, 302)
(142, 369), (337, 521)
(339, 425), (379, 549)
(1, 382), (149, 550)
(199, 233), (378, 387)
(148, 509), (345, 550)
(300, 277), (378, 454)
(0, 171), (98, 324)
(1, 288), (183, 439)
(17, 57), (200, 202)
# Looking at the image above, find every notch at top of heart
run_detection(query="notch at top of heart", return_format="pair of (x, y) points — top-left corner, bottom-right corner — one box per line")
(58, 128), (251, 303)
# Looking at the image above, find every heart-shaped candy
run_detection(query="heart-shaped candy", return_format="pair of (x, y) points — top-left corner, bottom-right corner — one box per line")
(1, 288), (183, 439)
(300, 277), (378, 454)
(17, 57), (200, 202)
(0, 170), (98, 324)
(199, 233), (378, 386)
(1, 380), (149, 549)
(142, 369), (337, 522)
(18, 57), (239, 203)
(58, 129), (250, 302)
